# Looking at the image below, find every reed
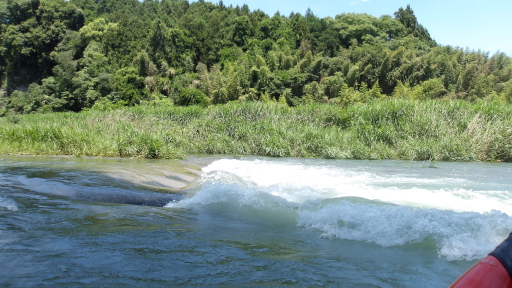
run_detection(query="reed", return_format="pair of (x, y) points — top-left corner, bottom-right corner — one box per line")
(1, 99), (510, 161)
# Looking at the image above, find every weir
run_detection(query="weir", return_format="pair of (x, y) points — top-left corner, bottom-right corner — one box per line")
(0, 155), (207, 207)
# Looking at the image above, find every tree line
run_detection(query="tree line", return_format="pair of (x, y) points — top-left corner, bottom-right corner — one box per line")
(1, 0), (511, 115)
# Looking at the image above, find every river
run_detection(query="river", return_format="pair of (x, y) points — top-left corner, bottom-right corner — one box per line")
(1, 155), (511, 287)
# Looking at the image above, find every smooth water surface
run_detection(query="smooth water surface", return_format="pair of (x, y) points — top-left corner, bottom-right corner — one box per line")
(1, 156), (512, 287)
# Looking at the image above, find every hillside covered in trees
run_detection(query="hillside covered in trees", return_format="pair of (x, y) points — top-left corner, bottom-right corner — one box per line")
(1, 0), (512, 115)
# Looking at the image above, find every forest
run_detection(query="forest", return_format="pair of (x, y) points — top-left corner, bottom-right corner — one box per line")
(1, 0), (511, 115)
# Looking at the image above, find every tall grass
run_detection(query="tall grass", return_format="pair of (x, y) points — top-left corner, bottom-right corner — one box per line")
(346, 99), (512, 161)
(1, 99), (510, 161)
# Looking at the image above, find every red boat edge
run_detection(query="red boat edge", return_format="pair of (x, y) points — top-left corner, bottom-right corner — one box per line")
(450, 233), (512, 288)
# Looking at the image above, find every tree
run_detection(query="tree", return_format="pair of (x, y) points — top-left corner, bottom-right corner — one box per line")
(391, 81), (411, 98)
(394, 5), (417, 32)
(368, 81), (384, 100)
(133, 50), (157, 78)
(1, 0), (85, 93)
(113, 67), (147, 106)
(304, 81), (325, 102)
(324, 72), (345, 99)
(394, 5), (433, 44)
(79, 17), (119, 56)
(338, 83), (358, 107)
(334, 13), (381, 47)
(232, 16), (253, 48)
(289, 12), (310, 49)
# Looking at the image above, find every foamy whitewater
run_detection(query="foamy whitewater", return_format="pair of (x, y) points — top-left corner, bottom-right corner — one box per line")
(167, 158), (512, 261)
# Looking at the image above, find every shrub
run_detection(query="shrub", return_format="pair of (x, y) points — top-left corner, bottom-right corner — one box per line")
(176, 88), (209, 106)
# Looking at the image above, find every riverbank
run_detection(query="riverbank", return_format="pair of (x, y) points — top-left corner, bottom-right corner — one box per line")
(1, 99), (511, 162)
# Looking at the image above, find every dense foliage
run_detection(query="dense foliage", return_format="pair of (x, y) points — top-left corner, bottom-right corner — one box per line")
(1, 0), (512, 115)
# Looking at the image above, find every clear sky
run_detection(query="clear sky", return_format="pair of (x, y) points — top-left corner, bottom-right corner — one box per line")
(193, 0), (512, 56)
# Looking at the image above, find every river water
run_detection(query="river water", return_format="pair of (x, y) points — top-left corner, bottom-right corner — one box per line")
(1, 155), (511, 287)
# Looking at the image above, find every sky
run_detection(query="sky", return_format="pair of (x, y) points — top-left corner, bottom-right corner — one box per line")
(192, 0), (512, 56)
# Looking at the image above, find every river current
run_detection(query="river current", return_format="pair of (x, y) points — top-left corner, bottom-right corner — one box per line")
(1, 155), (511, 287)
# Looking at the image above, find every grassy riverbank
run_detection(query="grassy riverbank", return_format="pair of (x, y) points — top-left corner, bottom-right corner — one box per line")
(1, 99), (511, 162)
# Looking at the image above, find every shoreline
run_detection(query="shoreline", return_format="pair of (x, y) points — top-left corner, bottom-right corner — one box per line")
(1, 153), (510, 164)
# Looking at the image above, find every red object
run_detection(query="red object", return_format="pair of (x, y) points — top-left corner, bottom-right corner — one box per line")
(450, 255), (512, 288)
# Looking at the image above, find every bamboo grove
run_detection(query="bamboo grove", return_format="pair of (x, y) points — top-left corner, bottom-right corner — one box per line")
(1, 0), (512, 115)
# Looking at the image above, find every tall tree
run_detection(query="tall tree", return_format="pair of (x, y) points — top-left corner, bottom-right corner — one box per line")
(394, 5), (433, 44)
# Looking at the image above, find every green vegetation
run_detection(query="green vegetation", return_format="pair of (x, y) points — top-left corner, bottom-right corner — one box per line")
(1, 0), (511, 114)
(0, 1), (511, 162)
(1, 100), (510, 162)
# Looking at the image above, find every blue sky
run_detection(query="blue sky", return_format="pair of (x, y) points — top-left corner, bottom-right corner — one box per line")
(193, 0), (512, 55)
